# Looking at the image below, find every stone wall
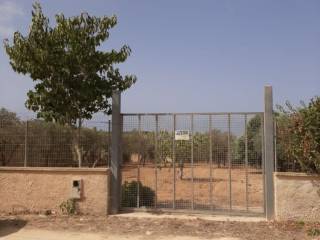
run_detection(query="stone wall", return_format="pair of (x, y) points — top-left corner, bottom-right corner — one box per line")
(0, 167), (110, 215)
(274, 172), (320, 221)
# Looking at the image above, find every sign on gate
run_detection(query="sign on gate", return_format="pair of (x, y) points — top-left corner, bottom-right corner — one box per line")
(175, 130), (190, 140)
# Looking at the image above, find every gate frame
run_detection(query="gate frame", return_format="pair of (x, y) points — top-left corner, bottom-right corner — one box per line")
(111, 87), (275, 219)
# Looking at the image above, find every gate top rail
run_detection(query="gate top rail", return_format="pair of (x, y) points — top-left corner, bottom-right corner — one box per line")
(122, 112), (263, 116)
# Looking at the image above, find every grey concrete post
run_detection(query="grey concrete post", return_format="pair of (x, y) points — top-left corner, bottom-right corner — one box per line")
(110, 91), (122, 214)
(264, 86), (275, 220)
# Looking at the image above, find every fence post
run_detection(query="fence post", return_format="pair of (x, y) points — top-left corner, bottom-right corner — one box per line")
(227, 113), (232, 211)
(78, 119), (82, 168)
(108, 119), (111, 167)
(264, 86), (275, 220)
(110, 91), (122, 214)
(24, 120), (28, 167)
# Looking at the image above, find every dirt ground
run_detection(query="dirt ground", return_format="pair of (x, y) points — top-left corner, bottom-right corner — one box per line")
(122, 165), (263, 212)
(1, 214), (319, 240)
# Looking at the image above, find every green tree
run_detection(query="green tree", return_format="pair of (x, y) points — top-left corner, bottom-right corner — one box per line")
(236, 115), (262, 167)
(276, 97), (320, 173)
(0, 108), (25, 166)
(4, 2), (136, 125)
(122, 130), (155, 165)
(4, 3), (136, 165)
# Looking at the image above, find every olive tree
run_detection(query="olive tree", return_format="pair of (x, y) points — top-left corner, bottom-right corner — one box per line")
(0, 108), (25, 166)
(4, 3), (136, 165)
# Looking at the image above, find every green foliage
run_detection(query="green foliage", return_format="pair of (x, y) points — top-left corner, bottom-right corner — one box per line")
(0, 108), (110, 167)
(277, 97), (320, 174)
(122, 130), (155, 164)
(4, 2), (136, 125)
(236, 115), (262, 167)
(0, 109), (25, 166)
(296, 220), (305, 227)
(59, 199), (77, 215)
(307, 227), (320, 237)
(121, 181), (155, 207)
(122, 129), (233, 168)
(0, 108), (19, 121)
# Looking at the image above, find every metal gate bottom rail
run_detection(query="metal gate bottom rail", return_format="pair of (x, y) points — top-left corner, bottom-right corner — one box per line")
(120, 207), (265, 217)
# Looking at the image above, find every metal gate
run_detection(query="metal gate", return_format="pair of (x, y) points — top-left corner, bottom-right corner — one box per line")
(120, 112), (265, 215)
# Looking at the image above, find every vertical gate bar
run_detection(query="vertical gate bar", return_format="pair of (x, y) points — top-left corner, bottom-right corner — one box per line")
(191, 114), (194, 210)
(209, 115), (213, 211)
(78, 119), (82, 168)
(155, 115), (158, 208)
(228, 113), (232, 211)
(173, 114), (176, 209)
(245, 114), (249, 212)
(137, 114), (141, 208)
(24, 120), (28, 167)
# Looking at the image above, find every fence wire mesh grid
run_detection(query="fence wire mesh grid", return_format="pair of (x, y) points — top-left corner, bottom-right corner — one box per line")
(0, 118), (111, 168)
(120, 113), (265, 215)
(1, 111), (266, 215)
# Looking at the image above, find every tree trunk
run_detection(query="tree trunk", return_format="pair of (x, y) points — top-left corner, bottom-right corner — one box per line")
(72, 119), (82, 167)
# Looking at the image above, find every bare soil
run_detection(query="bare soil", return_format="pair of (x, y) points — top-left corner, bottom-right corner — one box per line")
(122, 165), (263, 212)
(0, 214), (319, 240)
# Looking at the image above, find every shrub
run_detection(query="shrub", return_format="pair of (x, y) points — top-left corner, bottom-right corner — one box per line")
(307, 227), (320, 237)
(277, 97), (320, 174)
(121, 181), (155, 208)
(59, 199), (77, 215)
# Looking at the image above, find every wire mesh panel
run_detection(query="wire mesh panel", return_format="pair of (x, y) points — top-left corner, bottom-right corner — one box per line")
(121, 115), (158, 208)
(156, 115), (174, 208)
(174, 114), (192, 209)
(27, 120), (75, 167)
(0, 117), (111, 168)
(0, 120), (25, 166)
(121, 112), (265, 215)
(121, 115), (139, 208)
(230, 114), (246, 211)
(81, 120), (111, 168)
(193, 114), (211, 210)
(138, 115), (156, 208)
(246, 114), (264, 213)
(209, 115), (229, 211)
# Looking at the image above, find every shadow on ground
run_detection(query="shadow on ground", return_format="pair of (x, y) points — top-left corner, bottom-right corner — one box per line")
(0, 219), (27, 237)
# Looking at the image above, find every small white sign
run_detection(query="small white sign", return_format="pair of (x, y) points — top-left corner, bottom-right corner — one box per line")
(175, 130), (190, 141)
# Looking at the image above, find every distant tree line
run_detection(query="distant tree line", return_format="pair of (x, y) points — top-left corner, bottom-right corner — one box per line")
(1, 108), (265, 169)
(122, 115), (264, 171)
(0, 108), (110, 167)
(4, 95), (319, 174)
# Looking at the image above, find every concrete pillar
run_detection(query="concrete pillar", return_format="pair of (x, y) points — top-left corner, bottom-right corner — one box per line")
(264, 86), (275, 220)
(109, 91), (122, 214)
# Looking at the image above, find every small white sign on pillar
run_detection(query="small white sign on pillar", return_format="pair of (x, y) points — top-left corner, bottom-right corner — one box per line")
(175, 130), (190, 141)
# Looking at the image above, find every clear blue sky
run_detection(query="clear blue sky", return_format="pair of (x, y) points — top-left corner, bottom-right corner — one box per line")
(0, 0), (319, 117)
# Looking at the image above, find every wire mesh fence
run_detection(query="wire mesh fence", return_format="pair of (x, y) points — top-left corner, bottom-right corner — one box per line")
(0, 118), (111, 168)
(120, 113), (265, 215)
(0, 110), (287, 215)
